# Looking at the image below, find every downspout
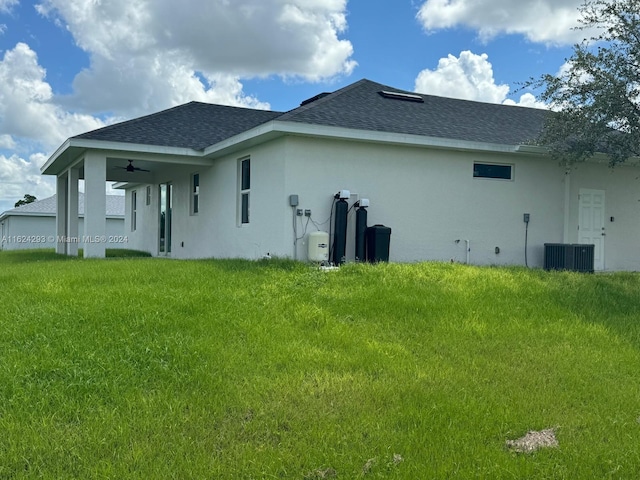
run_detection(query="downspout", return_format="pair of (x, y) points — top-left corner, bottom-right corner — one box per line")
(563, 168), (571, 243)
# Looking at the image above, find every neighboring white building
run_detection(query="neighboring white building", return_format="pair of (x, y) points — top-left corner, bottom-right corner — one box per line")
(0, 194), (126, 251)
(40, 79), (640, 270)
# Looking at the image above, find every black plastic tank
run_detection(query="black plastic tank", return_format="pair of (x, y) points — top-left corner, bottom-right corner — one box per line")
(366, 225), (391, 262)
(355, 207), (367, 261)
(332, 199), (348, 265)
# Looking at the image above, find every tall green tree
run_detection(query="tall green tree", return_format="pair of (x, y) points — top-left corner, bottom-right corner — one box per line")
(531, 0), (640, 165)
(14, 194), (37, 208)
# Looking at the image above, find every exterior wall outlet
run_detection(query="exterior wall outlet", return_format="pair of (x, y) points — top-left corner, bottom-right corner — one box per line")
(305, 209), (311, 216)
(296, 208), (303, 216)
(523, 213), (530, 223)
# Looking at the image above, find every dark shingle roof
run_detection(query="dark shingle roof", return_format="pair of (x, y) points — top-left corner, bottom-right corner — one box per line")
(71, 79), (547, 151)
(74, 102), (283, 151)
(279, 79), (548, 145)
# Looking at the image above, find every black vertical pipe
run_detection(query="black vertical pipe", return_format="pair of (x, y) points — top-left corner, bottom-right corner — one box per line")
(332, 199), (348, 265)
(355, 207), (367, 261)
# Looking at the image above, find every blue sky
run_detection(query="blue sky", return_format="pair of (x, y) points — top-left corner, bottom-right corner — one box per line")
(0, 0), (585, 212)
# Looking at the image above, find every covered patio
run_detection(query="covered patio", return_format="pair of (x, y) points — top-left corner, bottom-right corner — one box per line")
(41, 140), (209, 258)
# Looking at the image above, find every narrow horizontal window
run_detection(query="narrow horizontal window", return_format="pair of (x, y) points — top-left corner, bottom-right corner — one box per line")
(473, 163), (513, 180)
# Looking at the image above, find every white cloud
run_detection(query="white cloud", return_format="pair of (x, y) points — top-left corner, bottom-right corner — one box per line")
(35, 0), (356, 116)
(0, 134), (15, 149)
(414, 51), (547, 108)
(0, 43), (106, 150)
(417, 0), (585, 45)
(415, 51), (509, 103)
(0, 43), (105, 213)
(0, 0), (18, 14)
(503, 93), (547, 109)
(0, 153), (56, 212)
(65, 51), (271, 117)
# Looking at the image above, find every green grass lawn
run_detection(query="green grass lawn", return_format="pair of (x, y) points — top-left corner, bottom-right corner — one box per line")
(1, 250), (640, 479)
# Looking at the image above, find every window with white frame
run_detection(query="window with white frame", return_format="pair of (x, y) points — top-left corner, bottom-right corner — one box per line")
(131, 190), (137, 231)
(238, 158), (250, 224)
(191, 173), (200, 215)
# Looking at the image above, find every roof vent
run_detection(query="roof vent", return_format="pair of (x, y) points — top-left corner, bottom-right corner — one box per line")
(379, 90), (424, 103)
(300, 92), (331, 106)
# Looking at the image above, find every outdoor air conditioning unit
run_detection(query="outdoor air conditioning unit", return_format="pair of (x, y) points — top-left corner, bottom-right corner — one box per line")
(544, 243), (594, 273)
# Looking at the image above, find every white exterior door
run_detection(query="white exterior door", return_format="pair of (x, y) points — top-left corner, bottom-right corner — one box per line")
(578, 189), (605, 271)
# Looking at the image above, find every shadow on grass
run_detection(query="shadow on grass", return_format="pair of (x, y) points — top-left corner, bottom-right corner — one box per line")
(105, 249), (152, 258)
(0, 248), (152, 263)
(0, 249), (75, 263)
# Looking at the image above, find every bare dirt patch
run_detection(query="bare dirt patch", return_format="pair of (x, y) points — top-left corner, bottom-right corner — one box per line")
(506, 428), (559, 453)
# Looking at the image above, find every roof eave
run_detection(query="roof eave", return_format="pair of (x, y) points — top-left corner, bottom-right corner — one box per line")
(41, 138), (75, 175)
(203, 121), (282, 158)
(203, 120), (527, 157)
(272, 121), (523, 153)
(41, 138), (205, 176)
(516, 145), (640, 165)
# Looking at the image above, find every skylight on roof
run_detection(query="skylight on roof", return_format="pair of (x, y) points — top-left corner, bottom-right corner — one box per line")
(379, 90), (424, 103)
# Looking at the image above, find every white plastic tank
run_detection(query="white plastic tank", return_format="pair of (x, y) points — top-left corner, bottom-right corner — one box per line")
(308, 231), (329, 262)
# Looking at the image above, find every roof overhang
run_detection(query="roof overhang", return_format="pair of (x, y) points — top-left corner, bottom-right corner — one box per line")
(203, 120), (523, 159)
(516, 144), (640, 166)
(41, 138), (207, 176)
(44, 121), (585, 180)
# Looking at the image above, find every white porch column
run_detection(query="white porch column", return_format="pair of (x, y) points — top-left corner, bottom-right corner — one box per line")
(56, 173), (68, 254)
(83, 151), (107, 258)
(67, 167), (80, 256)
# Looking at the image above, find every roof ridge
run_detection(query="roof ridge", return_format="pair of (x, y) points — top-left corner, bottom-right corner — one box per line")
(277, 79), (378, 120)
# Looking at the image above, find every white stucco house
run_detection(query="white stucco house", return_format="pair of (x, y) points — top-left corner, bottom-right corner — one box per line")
(41, 79), (640, 270)
(0, 194), (126, 251)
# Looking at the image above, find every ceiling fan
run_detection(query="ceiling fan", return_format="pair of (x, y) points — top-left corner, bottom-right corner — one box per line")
(115, 160), (150, 173)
